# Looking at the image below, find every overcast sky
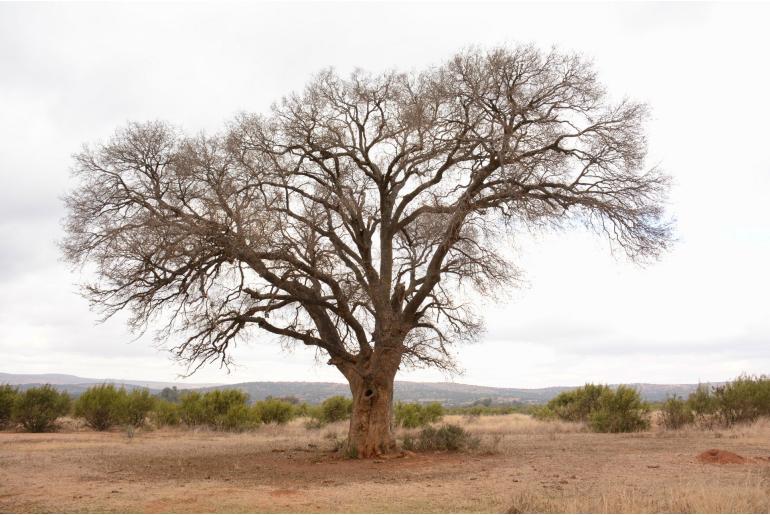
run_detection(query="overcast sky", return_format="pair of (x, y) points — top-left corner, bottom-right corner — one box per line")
(1, 1), (768, 388)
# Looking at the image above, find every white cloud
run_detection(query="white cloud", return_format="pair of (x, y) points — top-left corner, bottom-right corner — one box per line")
(1, 2), (768, 387)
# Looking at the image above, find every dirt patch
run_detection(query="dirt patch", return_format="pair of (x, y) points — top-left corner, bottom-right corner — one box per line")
(98, 444), (472, 487)
(2, 419), (770, 513)
(270, 489), (300, 497)
(696, 449), (748, 464)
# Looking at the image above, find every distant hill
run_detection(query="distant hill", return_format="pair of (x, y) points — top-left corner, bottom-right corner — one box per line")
(0, 372), (721, 405)
(0, 373), (219, 396)
(202, 380), (717, 405)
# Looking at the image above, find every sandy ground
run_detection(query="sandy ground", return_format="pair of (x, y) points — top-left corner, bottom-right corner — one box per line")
(1, 415), (769, 513)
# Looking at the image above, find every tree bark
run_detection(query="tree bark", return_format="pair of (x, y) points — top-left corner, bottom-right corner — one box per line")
(340, 355), (399, 458)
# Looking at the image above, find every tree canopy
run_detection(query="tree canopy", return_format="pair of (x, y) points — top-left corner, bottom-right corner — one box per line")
(63, 45), (671, 456)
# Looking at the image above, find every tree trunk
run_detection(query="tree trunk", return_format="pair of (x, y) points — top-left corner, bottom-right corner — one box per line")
(343, 362), (398, 458)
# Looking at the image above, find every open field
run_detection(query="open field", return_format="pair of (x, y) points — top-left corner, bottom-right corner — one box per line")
(1, 414), (769, 513)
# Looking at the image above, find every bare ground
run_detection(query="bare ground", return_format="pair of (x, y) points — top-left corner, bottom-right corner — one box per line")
(1, 414), (769, 513)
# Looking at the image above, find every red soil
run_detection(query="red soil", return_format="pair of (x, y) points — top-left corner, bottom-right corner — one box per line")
(696, 449), (748, 464)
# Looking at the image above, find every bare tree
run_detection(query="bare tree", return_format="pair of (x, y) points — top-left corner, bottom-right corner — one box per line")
(63, 46), (671, 457)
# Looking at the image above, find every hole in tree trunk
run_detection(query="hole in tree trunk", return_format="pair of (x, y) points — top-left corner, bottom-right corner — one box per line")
(364, 389), (374, 397)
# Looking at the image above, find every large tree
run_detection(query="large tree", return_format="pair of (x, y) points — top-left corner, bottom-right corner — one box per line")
(63, 46), (670, 457)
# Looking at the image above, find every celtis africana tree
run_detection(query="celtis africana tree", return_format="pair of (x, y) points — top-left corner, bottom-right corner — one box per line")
(63, 46), (671, 457)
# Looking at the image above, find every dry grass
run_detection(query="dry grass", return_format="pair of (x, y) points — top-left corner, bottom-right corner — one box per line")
(442, 413), (585, 435)
(1, 414), (769, 513)
(507, 470), (770, 513)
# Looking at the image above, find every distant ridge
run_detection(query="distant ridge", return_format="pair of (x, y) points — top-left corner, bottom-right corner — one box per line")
(0, 373), (220, 395)
(0, 372), (722, 405)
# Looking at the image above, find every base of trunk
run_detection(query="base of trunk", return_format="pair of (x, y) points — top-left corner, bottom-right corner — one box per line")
(346, 375), (397, 458)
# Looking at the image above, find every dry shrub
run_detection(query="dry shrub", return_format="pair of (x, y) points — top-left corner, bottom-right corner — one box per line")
(659, 395), (695, 430)
(319, 396), (352, 423)
(402, 424), (479, 452)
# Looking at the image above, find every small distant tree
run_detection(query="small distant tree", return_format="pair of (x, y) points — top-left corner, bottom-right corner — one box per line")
(159, 386), (180, 403)
(12, 385), (71, 432)
(63, 45), (671, 456)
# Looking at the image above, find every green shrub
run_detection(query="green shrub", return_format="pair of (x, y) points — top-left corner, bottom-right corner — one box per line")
(123, 388), (155, 427)
(394, 402), (421, 428)
(394, 401), (444, 428)
(151, 399), (181, 427)
(589, 385), (650, 433)
(529, 405), (557, 420)
(537, 384), (649, 433)
(402, 424), (479, 452)
(687, 383), (717, 415)
(448, 404), (522, 417)
(659, 395), (694, 430)
(293, 402), (312, 417)
(158, 386), (180, 403)
(320, 396), (352, 423)
(12, 385), (71, 432)
(74, 384), (126, 431)
(0, 385), (18, 429)
(218, 404), (259, 431)
(713, 374), (770, 426)
(201, 390), (255, 430)
(546, 384), (611, 422)
(424, 402), (444, 422)
(253, 398), (295, 425)
(178, 391), (207, 426)
(178, 389), (256, 430)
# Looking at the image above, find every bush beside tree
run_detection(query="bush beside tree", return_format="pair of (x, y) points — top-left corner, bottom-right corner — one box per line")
(394, 401), (444, 428)
(319, 396), (353, 423)
(402, 424), (479, 452)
